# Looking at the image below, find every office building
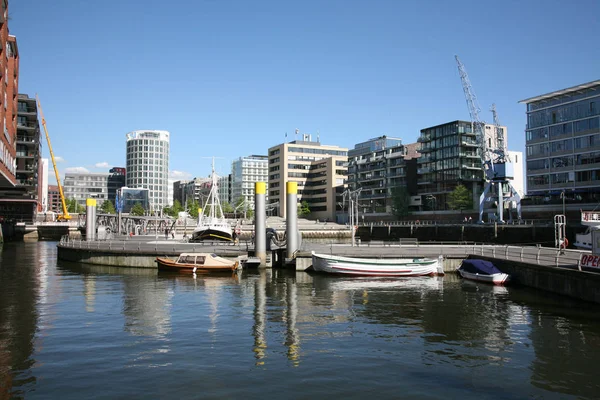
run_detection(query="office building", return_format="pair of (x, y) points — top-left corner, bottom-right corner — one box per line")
(417, 120), (507, 209)
(520, 80), (600, 201)
(268, 134), (347, 221)
(231, 155), (268, 210)
(347, 136), (409, 215)
(119, 187), (150, 213)
(15, 94), (42, 210)
(63, 172), (111, 208)
(125, 130), (170, 212)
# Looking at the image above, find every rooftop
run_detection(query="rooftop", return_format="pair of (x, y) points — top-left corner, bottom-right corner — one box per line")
(519, 80), (600, 104)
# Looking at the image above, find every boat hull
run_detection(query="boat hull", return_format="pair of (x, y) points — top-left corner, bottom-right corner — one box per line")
(190, 228), (232, 242)
(457, 268), (510, 285)
(156, 257), (238, 273)
(311, 252), (441, 276)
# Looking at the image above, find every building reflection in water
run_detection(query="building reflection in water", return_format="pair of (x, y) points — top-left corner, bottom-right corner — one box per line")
(0, 243), (43, 398)
(122, 277), (173, 338)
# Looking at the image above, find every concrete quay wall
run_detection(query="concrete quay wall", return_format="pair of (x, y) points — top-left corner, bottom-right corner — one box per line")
(473, 255), (600, 304)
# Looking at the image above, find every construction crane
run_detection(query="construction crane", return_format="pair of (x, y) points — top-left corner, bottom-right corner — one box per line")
(455, 56), (521, 223)
(36, 95), (71, 221)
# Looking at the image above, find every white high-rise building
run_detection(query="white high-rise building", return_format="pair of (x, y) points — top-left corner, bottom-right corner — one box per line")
(232, 155), (268, 210)
(125, 130), (170, 212)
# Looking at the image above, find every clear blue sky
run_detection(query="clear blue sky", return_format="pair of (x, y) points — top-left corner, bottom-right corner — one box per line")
(9, 0), (600, 183)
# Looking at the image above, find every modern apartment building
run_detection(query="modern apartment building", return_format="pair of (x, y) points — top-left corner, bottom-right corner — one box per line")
(182, 177), (211, 208)
(417, 120), (507, 210)
(347, 136), (409, 215)
(268, 134), (347, 221)
(125, 130), (170, 212)
(520, 80), (600, 201)
(231, 155), (268, 210)
(15, 94), (42, 209)
(0, 2), (18, 188)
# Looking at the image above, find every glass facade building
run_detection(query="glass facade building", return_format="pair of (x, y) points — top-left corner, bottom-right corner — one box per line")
(417, 120), (505, 210)
(119, 187), (150, 213)
(520, 80), (600, 199)
(125, 130), (169, 212)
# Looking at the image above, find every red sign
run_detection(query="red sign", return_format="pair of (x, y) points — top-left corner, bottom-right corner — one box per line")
(579, 254), (600, 268)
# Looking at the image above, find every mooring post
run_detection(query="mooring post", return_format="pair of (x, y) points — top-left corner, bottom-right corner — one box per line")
(286, 181), (298, 260)
(255, 182), (267, 267)
(86, 199), (97, 241)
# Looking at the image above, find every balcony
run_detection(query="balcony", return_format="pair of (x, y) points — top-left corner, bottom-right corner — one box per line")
(461, 139), (478, 147)
(418, 167), (432, 174)
(17, 106), (36, 115)
(17, 121), (37, 130)
(16, 136), (38, 145)
(461, 163), (481, 170)
(417, 134), (431, 143)
(459, 174), (483, 182)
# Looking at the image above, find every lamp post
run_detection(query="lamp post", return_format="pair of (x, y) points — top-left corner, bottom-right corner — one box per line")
(560, 190), (566, 217)
(426, 195), (437, 222)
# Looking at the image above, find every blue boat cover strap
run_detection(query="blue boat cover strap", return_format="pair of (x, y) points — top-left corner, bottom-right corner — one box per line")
(460, 259), (502, 275)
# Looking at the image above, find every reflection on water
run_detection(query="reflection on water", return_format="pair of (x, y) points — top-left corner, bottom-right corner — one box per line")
(2, 242), (600, 399)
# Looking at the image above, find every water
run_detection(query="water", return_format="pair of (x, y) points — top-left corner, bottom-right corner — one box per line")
(1, 242), (600, 399)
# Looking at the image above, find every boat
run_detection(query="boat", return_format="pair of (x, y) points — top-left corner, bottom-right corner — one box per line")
(156, 253), (239, 273)
(190, 159), (233, 242)
(457, 259), (510, 285)
(574, 210), (600, 250)
(311, 251), (443, 276)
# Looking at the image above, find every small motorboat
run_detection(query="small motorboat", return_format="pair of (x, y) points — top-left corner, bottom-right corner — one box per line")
(311, 251), (443, 276)
(457, 259), (510, 285)
(156, 253), (239, 273)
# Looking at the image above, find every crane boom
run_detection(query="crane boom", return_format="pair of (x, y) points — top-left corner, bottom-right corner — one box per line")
(36, 95), (71, 221)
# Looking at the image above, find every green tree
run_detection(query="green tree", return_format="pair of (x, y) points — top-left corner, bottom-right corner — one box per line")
(222, 201), (234, 214)
(130, 202), (145, 216)
(448, 184), (472, 210)
(66, 198), (85, 213)
(298, 201), (310, 217)
(99, 200), (116, 214)
(188, 199), (200, 218)
(391, 186), (411, 218)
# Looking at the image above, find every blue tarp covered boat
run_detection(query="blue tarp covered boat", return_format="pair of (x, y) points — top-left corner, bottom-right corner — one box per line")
(457, 259), (510, 285)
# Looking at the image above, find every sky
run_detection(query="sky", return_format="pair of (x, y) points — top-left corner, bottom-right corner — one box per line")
(9, 0), (600, 184)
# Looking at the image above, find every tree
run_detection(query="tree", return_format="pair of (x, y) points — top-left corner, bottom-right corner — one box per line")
(66, 198), (85, 213)
(298, 201), (310, 217)
(222, 201), (234, 214)
(130, 202), (145, 216)
(448, 184), (472, 211)
(188, 199), (200, 218)
(99, 200), (116, 214)
(391, 186), (411, 218)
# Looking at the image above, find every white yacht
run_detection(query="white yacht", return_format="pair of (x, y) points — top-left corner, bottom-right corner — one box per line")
(190, 161), (233, 242)
(574, 210), (600, 250)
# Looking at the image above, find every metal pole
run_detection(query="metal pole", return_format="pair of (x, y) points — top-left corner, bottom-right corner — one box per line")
(286, 182), (298, 259)
(497, 181), (504, 223)
(85, 199), (97, 241)
(255, 182), (267, 267)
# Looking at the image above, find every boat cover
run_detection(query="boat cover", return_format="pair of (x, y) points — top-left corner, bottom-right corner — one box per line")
(459, 259), (502, 275)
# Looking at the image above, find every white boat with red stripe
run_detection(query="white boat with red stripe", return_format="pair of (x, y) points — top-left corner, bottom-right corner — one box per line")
(311, 251), (443, 276)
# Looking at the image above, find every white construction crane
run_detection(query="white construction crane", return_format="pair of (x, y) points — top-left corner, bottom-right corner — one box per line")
(455, 56), (521, 223)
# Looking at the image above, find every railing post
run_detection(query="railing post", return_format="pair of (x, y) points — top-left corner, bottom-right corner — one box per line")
(537, 248), (541, 263)
(520, 247), (523, 261)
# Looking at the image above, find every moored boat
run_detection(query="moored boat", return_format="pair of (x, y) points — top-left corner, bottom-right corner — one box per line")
(457, 259), (510, 285)
(311, 251), (443, 276)
(156, 252), (239, 273)
(574, 210), (600, 250)
(190, 159), (233, 242)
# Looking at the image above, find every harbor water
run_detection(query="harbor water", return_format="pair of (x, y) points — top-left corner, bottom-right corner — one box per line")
(1, 242), (600, 399)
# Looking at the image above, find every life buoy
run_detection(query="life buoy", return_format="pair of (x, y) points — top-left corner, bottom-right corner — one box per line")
(561, 238), (569, 248)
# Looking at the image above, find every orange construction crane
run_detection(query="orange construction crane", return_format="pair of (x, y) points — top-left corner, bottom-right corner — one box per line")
(36, 95), (71, 221)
